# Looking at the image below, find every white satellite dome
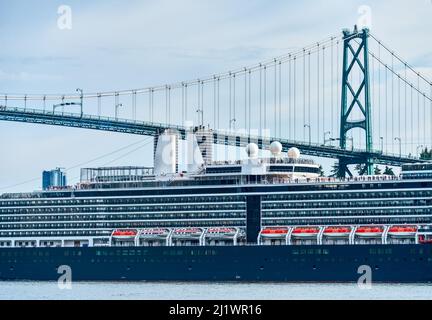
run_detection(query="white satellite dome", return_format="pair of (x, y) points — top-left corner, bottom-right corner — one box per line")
(287, 147), (301, 159)
(270, 141), (283, 156)
(246, 143), (259, 158)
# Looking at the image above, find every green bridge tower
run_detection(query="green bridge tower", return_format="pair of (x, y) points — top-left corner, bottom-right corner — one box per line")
(338, 26), (373, 177)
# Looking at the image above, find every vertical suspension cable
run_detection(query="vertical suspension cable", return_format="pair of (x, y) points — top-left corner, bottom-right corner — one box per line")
(417, 75), (421, 148)
(317, 43), (320, 143)
(259, 66), (262, 134)
(308, 51), (311, 140)
(197, 80), (201, 126)
(303, 49), (306, 141)
(244, 68), (247, 132)
(148, 89), (152, 121)
(371, 49), (374, 147)
(430, 83), (432, 148)
(165, 86), (168, 124)
(336, 40), (340, 136)
(264, 65), (267, 132)
(378, 43), (381, 148)
(249, 70), (252, 136)
(213, 77), (216, 130)
(293, 56), (297, 140)
(398, 74), (401, 149)
(151, 89), (154, 122)
(229, 73), (232, 130)
(217, 78), (220, 129)
(322, 45), (326, 142)
(391, 53), (395, 152)
(184, 85), (188, 123)
(411, 83), (414, 153)
(279, 62), (282, 138)
(114, 93), (119, 118)
(423, 92), (426, 146)
(201, 81), (204, 126)
(385, 65), (388, 152)
(132, 91), (137, 121)
(274, 59), (277, 135)
(331, 39), (334, 139)
(288, 56), (291, 138)
(233, 74), (236, 131)
(168, 86), (172, 124)
(396, 74), (402, 149)
(182, 83), (185, 125)
(404, 65), (407, 147)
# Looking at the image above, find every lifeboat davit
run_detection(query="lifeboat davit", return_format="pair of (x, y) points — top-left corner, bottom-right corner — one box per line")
(388, 226), (417, 237)
(112, 229), (137, 239)
(323, 226), (351, 237)
(356, 226), (384, 237)
(261, 228), (289, 237)
(292, 227), (320, 238)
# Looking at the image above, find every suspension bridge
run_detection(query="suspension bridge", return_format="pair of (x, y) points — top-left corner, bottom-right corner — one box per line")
(1, 26), (431, 176)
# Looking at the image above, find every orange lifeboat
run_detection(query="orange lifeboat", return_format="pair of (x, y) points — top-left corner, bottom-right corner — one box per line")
(292, 227), (320, 237)
(112, 229), (137, 239)
(261, 228), (289, 237)
(356, 226), (384, 237)
(323, 226), (351, 237)
(388, 226), (417, 237)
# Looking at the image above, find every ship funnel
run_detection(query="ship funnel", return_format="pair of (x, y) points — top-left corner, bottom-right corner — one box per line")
(154, 130), (179, 176)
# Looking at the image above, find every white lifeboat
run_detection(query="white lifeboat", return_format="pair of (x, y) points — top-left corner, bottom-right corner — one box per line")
(207, 227), (237, 236)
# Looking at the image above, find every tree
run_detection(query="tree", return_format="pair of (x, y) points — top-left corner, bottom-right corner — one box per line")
(383, 166), (395, 176)
(329, 161), (341, 178)
(318, 165), (325, 177)
(420, 147), (432, 160)
(373, 165), (382, 175)
(355, 164), (366, 176)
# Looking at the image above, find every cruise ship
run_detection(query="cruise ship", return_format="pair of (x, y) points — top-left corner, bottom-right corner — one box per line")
(0, 128), (431, 282)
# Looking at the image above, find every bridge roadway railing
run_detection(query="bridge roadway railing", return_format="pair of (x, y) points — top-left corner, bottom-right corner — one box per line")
(0, 106), (425, 166)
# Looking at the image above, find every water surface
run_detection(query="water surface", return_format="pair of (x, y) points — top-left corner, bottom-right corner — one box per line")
(1, 282), (431, 300)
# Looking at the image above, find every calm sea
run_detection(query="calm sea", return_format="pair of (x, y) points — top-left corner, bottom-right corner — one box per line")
(1, 282), (431, 300)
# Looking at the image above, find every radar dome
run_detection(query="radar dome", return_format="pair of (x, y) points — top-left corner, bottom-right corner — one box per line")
(287, 147), (301, 159)
(246, 143), (259, 158)
(270, 141), (283, 156)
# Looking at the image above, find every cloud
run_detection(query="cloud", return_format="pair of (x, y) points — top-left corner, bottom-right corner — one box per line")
(0, 69), (62, 81)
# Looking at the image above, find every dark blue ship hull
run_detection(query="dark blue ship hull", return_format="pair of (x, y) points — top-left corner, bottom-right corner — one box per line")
(1, 244), (432, 283)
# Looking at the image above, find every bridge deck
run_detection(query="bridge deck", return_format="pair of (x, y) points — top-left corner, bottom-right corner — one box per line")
(0, 106), (425, 166)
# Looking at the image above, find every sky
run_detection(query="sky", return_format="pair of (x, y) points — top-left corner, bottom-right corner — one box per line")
(0, 0), (431, 193)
